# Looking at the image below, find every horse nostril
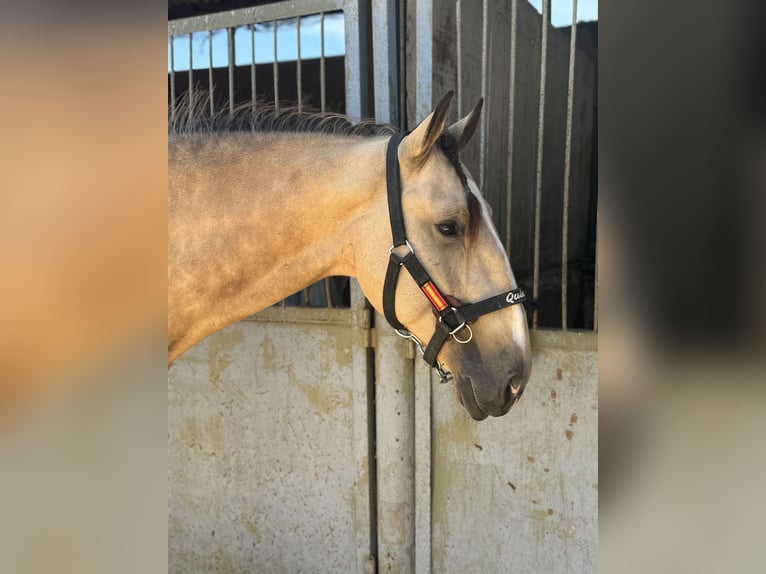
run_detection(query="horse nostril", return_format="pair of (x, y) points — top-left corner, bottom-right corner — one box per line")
(503, 384), (513, 405)
(509, 375), (523, 395)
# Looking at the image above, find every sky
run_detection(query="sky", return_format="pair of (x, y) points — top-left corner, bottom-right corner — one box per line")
(169, 1), (598, 73)
(530, 0), (598, 27)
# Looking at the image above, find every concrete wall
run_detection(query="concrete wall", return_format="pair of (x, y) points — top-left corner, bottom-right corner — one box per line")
(168, 311), (597, 573)
(427, 332), (597, 573)
(168, 306), (373, 573)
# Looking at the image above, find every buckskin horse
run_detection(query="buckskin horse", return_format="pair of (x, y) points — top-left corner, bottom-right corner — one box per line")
(168, 91), (531, 420)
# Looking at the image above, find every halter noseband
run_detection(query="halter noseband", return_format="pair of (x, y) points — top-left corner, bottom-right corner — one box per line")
(382, 132), (527, 383)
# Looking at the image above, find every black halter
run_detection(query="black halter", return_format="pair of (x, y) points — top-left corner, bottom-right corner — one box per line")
(382, 132), (527, 382)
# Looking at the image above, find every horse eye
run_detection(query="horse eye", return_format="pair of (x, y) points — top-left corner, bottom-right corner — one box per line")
(437, 221), (458, 236)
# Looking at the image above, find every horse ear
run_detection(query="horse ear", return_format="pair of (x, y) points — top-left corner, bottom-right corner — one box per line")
(446, 98), (483, 150)
(400, 91), (454, 164)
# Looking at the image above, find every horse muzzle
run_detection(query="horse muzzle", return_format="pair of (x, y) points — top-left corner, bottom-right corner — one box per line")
(455, 361), (529, 420)
(455, 375), (526, 420)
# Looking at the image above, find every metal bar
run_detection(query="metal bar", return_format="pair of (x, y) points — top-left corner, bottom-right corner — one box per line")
(343, 0), (366, 119)
(170, 36), (176, 121)
(456, 0), (462, 115)
(504, 0), (518, 256)
(273, 20), (279, 109)
(561, 0), (578, 330)
(297, 16), (302, 111)
(227, 27), (235, 114)
(208, 30), (214, 116)
(532, 0), (550, 328)
(251, 24), (256, 111)
(324, 278), (334, 308)
(372, 0), (399, 124)
(398, 0), (406, 130)
(479, 0), (489, 190)
(168, 0), (345, 35)
(245, 305), (353, 325)
(320, 12), (326, 112)
(414, 0), (433, 120)
(188, 33), (194, 119)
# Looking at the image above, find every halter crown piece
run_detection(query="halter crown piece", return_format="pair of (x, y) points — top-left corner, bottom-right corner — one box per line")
(382, 133), (528, 383)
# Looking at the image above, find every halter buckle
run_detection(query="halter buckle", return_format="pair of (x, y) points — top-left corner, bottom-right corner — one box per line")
(395, 328), (453, 383)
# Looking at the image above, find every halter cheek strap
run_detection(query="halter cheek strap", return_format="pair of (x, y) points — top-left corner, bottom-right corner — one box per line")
(382, 133), (527, 382)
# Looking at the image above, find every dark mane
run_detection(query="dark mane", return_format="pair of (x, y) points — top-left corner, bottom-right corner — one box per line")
(169, 93), (396, 138)
(170, 93), (481, 238)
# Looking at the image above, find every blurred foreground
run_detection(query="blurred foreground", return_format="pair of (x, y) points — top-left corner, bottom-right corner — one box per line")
(0, 3), (168, 573)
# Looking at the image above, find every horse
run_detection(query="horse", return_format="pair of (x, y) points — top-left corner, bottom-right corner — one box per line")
(168, 91), (531, 420)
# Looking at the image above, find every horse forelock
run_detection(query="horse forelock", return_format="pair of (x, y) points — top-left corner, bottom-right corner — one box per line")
(169, 91), (396, 138)
(435, 132), (482, 242)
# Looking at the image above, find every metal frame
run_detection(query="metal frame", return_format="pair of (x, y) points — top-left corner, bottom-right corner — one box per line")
(167, 0), (366, 119)
(449, 0), (596, 336)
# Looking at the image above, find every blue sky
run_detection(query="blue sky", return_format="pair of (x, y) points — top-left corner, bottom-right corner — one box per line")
(530, 0), (598, 27)
(169, 13), (345, 72)
(169, 2), (597, 73)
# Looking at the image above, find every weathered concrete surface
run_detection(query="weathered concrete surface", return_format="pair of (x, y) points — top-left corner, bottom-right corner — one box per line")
(168, 313), (371, 574)
(429, 338), (598, 573)
(169, 313), (597, 574)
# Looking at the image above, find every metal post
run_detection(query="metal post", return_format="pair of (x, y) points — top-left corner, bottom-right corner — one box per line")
(456, 0), (462, 115)
(320, 12), (326, 112)
(479, 0), (489, 191)
(414, 0), (433, 120)
(227, 27), (235, 114)
(188, 33), (194, 119)
(297, 16), (303, 111)
(343, 0), (368, 119)
(372, 0), (399, 124)
(561, 0), (578, 330)
(208, 30), (214, 116)
(273, 20), (279, 109)
(504, 0), (518, 256)
(532, 0), (550, 328)
(251, 24), (257, 111)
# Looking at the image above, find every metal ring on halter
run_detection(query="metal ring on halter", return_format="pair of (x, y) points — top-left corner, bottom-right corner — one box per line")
(389, 239), (414, 257)
(449, 323), (473, 344)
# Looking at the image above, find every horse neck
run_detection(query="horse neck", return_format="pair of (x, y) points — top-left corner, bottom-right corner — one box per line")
(168, 132), (387, 360)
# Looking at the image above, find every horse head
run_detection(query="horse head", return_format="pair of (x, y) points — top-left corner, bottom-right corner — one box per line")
(357, 92), (532, 420)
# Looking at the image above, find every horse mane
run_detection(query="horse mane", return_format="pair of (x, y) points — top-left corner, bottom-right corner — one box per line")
(169, 92), (397, 138)
(170, 91), (482, 238)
